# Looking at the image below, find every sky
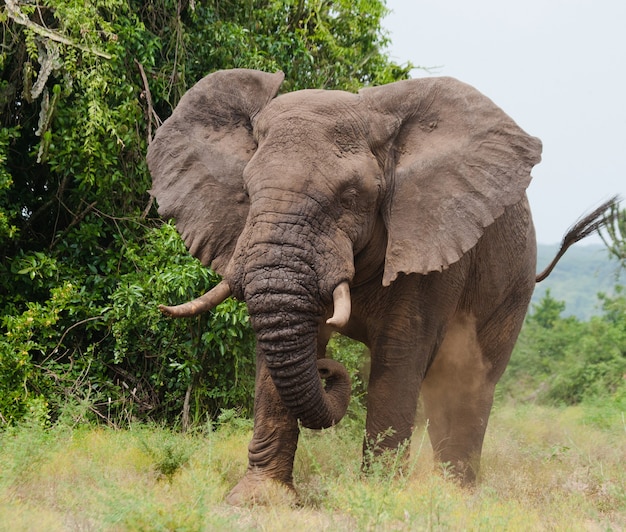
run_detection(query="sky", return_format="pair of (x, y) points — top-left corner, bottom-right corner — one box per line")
(382, 0), (626, 245)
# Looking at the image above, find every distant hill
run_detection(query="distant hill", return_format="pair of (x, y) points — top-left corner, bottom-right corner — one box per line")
(532, 244), (623, 320)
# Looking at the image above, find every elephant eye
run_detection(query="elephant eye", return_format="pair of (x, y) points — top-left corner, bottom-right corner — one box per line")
(339, 186), (359, 210)
(236, 185), (249, 204)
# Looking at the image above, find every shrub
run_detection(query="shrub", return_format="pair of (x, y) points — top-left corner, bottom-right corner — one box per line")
(0, 0), (409, 426)
(500, 289), (626, 406)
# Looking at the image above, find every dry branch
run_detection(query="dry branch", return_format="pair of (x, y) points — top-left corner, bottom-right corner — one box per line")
(6, 0), (112, 60)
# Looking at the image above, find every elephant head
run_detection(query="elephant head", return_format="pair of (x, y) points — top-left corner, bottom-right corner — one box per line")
(147, 69), (541, 431)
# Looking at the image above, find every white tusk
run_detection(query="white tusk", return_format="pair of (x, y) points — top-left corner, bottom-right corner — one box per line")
(159, 280), (231, 317)
(326, 281), (351, 328)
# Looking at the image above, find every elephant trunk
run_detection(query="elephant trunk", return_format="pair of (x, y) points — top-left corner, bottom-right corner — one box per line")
(243, 257), (351, 430)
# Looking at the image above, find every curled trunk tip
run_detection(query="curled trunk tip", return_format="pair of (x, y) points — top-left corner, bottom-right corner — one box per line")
(159, 279), (231, 317)
(314, 358), (351, 427)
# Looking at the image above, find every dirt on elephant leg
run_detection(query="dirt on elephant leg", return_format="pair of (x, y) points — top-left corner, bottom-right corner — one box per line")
(433, 454), (480, 487)
(226, 470), (299, 506)
(361, 431), (413, 478)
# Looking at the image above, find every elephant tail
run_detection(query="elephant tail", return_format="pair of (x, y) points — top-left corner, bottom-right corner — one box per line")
(536, 195), (621, 283)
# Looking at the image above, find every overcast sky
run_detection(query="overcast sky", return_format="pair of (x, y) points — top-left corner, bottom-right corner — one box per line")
(382, 0), (626, 245)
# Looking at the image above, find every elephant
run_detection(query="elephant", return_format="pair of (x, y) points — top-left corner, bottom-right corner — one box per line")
(146, 69), (616, 504)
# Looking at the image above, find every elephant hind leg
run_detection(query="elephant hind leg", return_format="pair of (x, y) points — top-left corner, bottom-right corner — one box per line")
(420, 312), (495, 485)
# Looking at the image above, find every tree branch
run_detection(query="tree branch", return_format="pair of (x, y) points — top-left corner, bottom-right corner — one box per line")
(49, 200), (97, 250)
(46, 316), (105, 363)
(135, 60), (161, 143)
(6, 0), (112, 60)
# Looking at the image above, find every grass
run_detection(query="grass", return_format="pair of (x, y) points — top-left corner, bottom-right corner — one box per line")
(0, 402), (624, 531)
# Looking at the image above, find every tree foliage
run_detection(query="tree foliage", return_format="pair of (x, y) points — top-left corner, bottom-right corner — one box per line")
(0, 0), (410, 426)
(513, 202), (626, 408)
(512, 201), (626, 407)
(601, 200), (626, 270)
(500, 288), (626, 407)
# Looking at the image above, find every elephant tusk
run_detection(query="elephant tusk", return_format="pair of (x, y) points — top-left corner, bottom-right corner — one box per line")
(326, 281), (351, 328)
(159, 280), (232, 318)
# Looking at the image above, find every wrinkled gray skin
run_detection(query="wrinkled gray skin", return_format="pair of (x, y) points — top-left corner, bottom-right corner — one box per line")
(147, 69), (545, 504)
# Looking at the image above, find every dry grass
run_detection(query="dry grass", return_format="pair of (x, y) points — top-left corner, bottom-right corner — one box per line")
(0, 402), (624, 531)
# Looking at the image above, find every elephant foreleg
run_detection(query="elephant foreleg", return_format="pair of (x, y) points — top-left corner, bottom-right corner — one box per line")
(226, 356), (299, 505)
(364, 343), (424, 469)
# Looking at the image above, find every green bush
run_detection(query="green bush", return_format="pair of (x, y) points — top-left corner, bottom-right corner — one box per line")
(0, 0), (409, 426)
(500, 288), (626, 406)
(107, 222), (256, 425)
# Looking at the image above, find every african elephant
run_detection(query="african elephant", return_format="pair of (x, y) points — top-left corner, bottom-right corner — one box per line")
(146, 69), (614, 504)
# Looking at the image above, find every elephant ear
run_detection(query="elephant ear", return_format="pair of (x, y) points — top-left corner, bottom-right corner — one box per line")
(147, 69), (284, 274)
(360, 77), (542, 286)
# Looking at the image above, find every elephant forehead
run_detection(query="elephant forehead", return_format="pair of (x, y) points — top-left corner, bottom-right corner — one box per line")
(259, 90), (364, 132)
(255, 90), (371, 157)
(271, 88), (359, 111)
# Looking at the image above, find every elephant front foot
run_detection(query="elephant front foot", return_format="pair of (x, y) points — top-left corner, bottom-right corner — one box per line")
(226, 470), (298, 506)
